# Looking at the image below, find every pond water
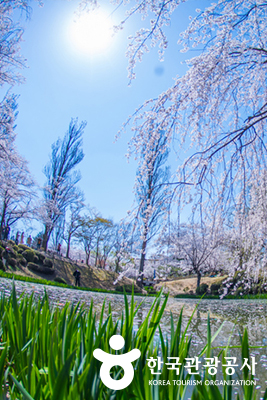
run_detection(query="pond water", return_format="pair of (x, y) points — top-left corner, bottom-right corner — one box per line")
(0, 278), (267, 398)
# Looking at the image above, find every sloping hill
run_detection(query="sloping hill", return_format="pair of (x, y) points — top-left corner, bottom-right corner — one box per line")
(44, 255), (135, 290)
(0, 240), (136, 291)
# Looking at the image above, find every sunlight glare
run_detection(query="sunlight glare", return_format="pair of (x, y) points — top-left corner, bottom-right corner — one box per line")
(69, 10), (113, 56)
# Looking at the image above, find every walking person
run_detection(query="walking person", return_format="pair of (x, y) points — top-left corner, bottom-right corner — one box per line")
(20, 232), (24, 244)
(27, 235), (32, 247)
(15, 231), (20, 245)
(37, 237), (42, 250)
(73, 269), (81, 287)
(57, 243), (61, 255)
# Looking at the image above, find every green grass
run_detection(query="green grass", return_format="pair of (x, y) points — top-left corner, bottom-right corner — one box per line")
(174, 293), (221, 299)
(0, 284), (266, 399)
(2, 268), (267, 301)
(2, 269), (267, 300)
(0, 269), (157, 297)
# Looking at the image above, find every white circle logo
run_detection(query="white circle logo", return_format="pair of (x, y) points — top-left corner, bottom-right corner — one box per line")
(93, 335), (141, 390)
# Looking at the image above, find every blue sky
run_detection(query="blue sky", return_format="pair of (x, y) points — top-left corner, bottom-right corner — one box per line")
(7, 0), (206, 225)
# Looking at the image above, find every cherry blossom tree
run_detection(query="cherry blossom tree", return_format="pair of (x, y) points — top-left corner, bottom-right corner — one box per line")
(158, 219), (225, 287)
(224, 169), (267, 289)
(130, 128), (171, 287)
(123, 0), (267, 215)
(0, 95), (36, 237)
(79, 0), (267, 289)
(79, 0), (267, 217)
(111, 222), (136, 273)
(0, 94), (18, 157)
(0, 0), (34, 88)
(0, 152), (36, 236)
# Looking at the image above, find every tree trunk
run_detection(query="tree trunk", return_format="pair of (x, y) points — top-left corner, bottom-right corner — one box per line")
(86, 250), (90, 266)
(197, 271), (201, 288)
(137, 240), (147, 288)
(0, 202), (7, 240)
(115, 258), (120, 273)
(66, 233), (71, 258)
(42, 225), (50, 252)
(95, 239), (99, 267)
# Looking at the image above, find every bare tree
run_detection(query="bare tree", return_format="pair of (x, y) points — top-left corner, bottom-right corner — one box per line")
(42, 118), (86, 251)
(63, 191), (85, 258)
(76, 213), (112, 266)
(92, 217), (113, 267)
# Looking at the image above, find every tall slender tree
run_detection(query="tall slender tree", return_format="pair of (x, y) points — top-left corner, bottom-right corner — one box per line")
(0, 95), (35, 236)
(42, 118), (86, 251)
(132, 129), (170, 287)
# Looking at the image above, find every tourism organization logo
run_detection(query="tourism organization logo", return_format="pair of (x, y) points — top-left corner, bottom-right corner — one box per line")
(93, 335), (141, 390)
(94, 337), (258, 391)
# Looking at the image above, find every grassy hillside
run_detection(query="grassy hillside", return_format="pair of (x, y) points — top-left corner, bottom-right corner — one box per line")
(0, 240), (137, 291)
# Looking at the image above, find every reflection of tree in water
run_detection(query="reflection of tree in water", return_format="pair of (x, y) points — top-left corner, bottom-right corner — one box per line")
(165, 298), (267, 346)
(136, 308), (143, 331)
(187, 309), (206, 348)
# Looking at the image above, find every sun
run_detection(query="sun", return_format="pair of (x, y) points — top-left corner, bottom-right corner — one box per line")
(68, 10), (113, 56)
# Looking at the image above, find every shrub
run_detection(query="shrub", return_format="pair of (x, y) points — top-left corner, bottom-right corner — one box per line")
(210, 283), (221, 295)
(234, 287), (243, 297)
(18, 244), (30, 251)
(8, 258), (17, 268)
(35, 251), (45, 264)
(196, 283), (208, 295)
(251, 283), (262, 295)
(144, 286), (158, 295)
(17, 254), (27, 266)
(27, 262), (40, 272)
(43, 258), (53, 268)
(27, 262), (55, 275)
(4, 247), (17, 260)
(115, 284), (143, 294)
(22, 250), (35, 263)
(9, 250), (17, 259)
